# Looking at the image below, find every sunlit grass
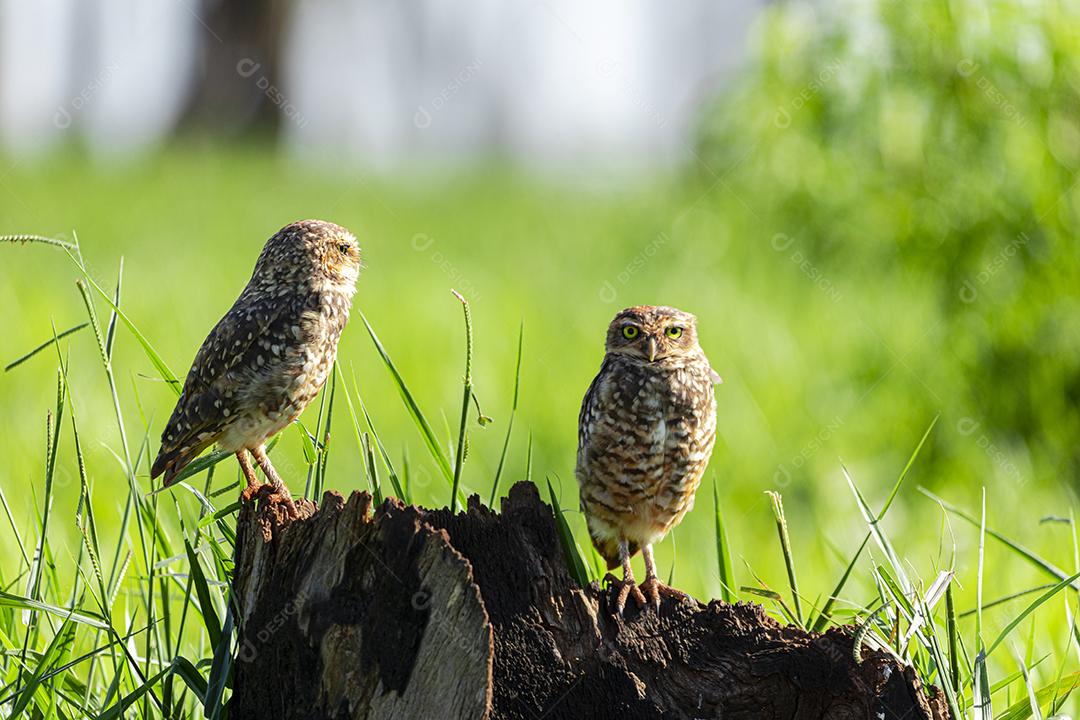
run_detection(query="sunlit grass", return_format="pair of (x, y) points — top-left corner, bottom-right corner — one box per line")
(0, 146), (1078, 717)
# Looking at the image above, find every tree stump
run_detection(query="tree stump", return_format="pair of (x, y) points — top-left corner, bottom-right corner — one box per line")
(231, 481), (950, 719)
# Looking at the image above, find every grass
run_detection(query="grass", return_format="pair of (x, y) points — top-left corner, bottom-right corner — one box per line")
(0, 150), (1078, 717)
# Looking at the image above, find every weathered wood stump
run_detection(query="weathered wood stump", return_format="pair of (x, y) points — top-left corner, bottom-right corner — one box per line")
(231, 481), (950, 719)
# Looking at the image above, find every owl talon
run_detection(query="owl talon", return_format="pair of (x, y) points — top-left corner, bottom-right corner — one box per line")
(605, 575), (647, 615)
(640, 577), (689, 612)
(267, 491), (300, 520)
(250, 445), (301, 519)
(616, 580), (647, 615)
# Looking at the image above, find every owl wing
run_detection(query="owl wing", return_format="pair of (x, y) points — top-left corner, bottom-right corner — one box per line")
(575, 358), (638, 568)
(576, 356), (611, 463)
(151, 288), (312, 485)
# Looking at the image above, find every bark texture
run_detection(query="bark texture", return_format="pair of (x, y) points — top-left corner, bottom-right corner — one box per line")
(231, 481), (950, 720)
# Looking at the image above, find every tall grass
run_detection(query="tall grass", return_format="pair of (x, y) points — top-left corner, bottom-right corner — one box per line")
(1, 233), (1079, 718)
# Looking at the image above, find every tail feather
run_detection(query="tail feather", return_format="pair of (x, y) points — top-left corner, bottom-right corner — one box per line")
(151, 442), (210, 488)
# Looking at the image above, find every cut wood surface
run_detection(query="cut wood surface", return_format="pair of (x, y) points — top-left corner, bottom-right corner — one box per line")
(231, 481), (950, 719)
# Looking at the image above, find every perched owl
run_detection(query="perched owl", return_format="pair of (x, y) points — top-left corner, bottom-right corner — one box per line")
(576, 305), (720, 613)
(150, 220), (361, 518)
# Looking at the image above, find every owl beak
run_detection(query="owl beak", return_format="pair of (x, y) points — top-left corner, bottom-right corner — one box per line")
(645, 337), (659, 363)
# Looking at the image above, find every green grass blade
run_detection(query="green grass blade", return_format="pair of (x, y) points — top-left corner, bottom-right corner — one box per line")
(986, 570), (1080, 658)
(765, 491), (801, 625)
(490, 321), (523, 507)
(104, 258), (122, 361)
(958, 585), (1056, 618)
(740, 585), (800, 626)
(345, 368), (405, 500)
(315, 366), (338, 499)
(920, 488), (1077, 590)
(996, 672), (1080, 720)
(844, 464), (911, 594)
(297, 420), (319, 468)
(171, 656), (207, 705)
(94, 664), (170, 720)
(165, 449), (235, 489)
(1016, 653), (1044, 720)
(546, 477), (591, 587)
(879, 416), (938, 519)
(362, 433), (384, 506)
(450, 290), (477, 512)
(27, 368), (65, 602)
(815, 423), (935, 633)
(67, 251), (181, 395)
(360, 312), (464, 506)
(336, 367), (393, 500)
(5, 322), (89, 372)
(976, 487), (986, 651)
(976, 651), (989, 720)
(9, 617), (77, 717)
(204, 603), (234, 719)
(0, 591), (107, 629)
(876, 565), (915, 618)
(302, 377), (330, 499)
(183, 540), (222, 650)
(524, 433), (533, 484)
(918, 596), (964, 720)
(946, 584), (960, 691)
(713, 476), (736, 604)
(810, 532), (870, 633)
(0, 483), (31, 569)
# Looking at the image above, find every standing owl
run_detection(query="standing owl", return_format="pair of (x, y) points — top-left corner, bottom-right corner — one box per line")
(576, 305), (720, 613)
(150, 220), (361, 518)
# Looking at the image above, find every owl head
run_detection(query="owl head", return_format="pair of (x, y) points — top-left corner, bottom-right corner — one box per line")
(604, 305), (702, 363)
(255, 219), (362, 292)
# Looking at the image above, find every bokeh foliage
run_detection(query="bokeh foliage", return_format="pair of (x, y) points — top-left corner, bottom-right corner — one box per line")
(698, 0), (1080, 494)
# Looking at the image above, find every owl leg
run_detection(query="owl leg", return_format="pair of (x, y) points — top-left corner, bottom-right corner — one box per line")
(640, 544), (690, 611)
(251, 444), (300, 519)
(608, 539), (646, 615)
(237, 450), (262, 502)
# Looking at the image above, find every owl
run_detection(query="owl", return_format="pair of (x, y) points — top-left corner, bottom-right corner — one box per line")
(576, 305), (720, 613)
(150, 220), (362, 518)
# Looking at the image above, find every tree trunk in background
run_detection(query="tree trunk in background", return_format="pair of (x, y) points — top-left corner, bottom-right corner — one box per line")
(230, 481), (951, 719)
(178, 0), (288, 134)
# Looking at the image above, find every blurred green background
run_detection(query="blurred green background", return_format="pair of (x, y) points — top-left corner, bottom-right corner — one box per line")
(2, 0), (1080, 708)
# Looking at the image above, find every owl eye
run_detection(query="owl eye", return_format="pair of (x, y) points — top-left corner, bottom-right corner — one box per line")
(666, 326), (683, 339)
(337, 243), (351, 255)
(622, 326), (639, 340)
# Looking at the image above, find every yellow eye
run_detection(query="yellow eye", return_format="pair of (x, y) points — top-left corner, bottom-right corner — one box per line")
(338, 243), (352, 255)
(666, 326), (683, 339)
(622, 325), (639, 340)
